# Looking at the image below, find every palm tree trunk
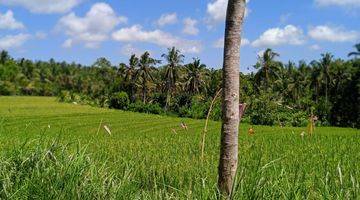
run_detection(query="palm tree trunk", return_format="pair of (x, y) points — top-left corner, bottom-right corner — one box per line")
(143, 88), (146, 104)
(265, 65), (269, 90)
(142, 82), (147, 104)
(130, 83), (136, 103)
(325, 76), (328, 105)
(165, 81), (171, 110)
(218, 0), (246, 198)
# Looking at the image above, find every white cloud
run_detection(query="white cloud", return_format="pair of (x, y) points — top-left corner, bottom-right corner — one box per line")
(112, 25), (202, 53)
(308, 25), (359, 42)
(156, 13), (177, 27)
(120, 44), (143, 57)
(183, 18), (199, 35)
(207, 0), (227, 24)
(241, 38), (250, 46)
(213, 37), (250, 48)
(35, 31), (47, 39)
(213, 38), (223, 48)
(279, 13), (291, 24)
(310, 44), (321, 50)
(0, 10), (24, 30)
(0, 33), (30, 49)
(57, 3), (127, 48)
(62, 39), (73, 48)
(0, 0), (82, 14)
(206, 0), (250, 26)
(252, 25), (305, 47)
(315, 0), (360, 7)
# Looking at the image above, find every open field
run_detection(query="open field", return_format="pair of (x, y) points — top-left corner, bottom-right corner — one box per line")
(0, 96), (359, 199)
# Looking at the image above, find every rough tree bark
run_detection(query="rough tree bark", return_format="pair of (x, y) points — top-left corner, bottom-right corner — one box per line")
(218, 0), (246, 198)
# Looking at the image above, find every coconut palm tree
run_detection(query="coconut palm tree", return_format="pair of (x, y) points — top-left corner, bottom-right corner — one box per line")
(207, 69), (222, 97)
(318, 53), (333, 105)
(218, 0), (246, 197)
(310, 61), (322, 103)
(124, 54), (139, 102)
(185, 58), (206, 94)
(282, 62), (298, 102)
(161, 47), (184, 109)
(348, 43), (360, 58)
(254, 48), (281, 89)
(136, 52), (159, 103)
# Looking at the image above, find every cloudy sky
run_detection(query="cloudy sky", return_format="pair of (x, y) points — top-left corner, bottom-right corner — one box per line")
(0, 0), (359, 71)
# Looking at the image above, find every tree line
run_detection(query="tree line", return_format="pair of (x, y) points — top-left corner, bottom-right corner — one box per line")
(0, 44), (359, 128)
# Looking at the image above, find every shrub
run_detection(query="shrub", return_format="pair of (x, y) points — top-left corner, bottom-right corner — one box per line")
(208, 100), (222, 121)
(291, 111), (308, 127)
(178, 95), (207, 119)
(0, 81), (16, 95)
(109, 92), (130, 110)
(128, 102), (163, 115)
(58, 90), (72, 102)
(249, 97), (277, 126)
(146, 103), (163, 114)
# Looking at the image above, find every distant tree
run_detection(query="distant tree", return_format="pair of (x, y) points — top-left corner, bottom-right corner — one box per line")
(318, 53), (333, 105)
(254, 48), (281, 89)
(124, 55), (139, 102)
(348, 43), (360, 58)
(218, 0), (246, 197)
(185, 58), (206, 94)
(308, 53), (334, 123)
(207, 69), (222, 97)
(162, 47), (184, 109)
(93, 57), (112, 68)
(136, 52), (159, 103)
(0, 50), (10, 65)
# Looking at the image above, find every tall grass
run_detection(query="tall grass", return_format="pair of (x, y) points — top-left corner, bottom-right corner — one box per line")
(0, 96), (359, 199)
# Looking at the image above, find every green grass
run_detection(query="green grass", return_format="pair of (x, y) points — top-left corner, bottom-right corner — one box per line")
(0, 96), (359, 199)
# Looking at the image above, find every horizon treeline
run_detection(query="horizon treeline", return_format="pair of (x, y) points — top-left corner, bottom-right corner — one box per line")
(0, 45), (359, 128)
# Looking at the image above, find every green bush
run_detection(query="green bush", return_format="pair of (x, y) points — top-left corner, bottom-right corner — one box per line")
(209, 100), (222, 121)
(246, 91), (313, 127)
(291, 111), (308, 127)
(178, 95), (207, 119)
(0, 81), (16, 95)
(58, 90), (72, 102)
(128, 102), (163, 115)
(249, 97), (277, 126)
(109, 92), (130, 110)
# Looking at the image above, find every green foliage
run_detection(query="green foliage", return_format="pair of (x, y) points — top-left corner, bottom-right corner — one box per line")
(0, 81), (16, 95)
(247, 92), (309, 127)
(128, 101), (163, 115)
(179, 95), (208, 119)
(0, 49), (359, 127)
(109, 92), (130, 110)
(58, 90), (72, 102)
(290, 111), (309, 127)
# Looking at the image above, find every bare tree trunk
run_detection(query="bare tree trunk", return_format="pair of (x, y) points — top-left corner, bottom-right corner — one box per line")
(218, 0), (246, 198)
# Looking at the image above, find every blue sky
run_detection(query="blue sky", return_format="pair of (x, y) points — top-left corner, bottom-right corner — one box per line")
(0, 0), (359, 72)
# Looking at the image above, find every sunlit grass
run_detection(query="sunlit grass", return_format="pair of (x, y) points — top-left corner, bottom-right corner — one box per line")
(0, 96), (359, 199)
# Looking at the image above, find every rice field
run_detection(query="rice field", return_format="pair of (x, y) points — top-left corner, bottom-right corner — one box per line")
(0, 96), (359, 199)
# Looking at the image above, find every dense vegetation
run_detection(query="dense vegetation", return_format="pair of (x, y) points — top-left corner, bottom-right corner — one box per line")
(0, 97), (359, 199)
(0, 45), (359, 127)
